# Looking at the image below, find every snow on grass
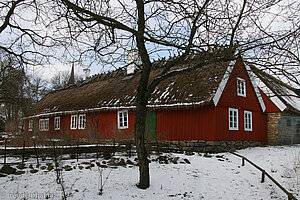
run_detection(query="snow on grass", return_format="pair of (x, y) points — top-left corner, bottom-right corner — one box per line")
(0, 145), (299, 200)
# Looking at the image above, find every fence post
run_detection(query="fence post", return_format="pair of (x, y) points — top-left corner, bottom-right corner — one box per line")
(33, 139), (39, 166)
(112, 139), (116, 156)
(76, 141), (79, 162)
(242, 157), (245, 166)
(96, 142), (99, 159)
(22, 140), (25, 165)
(4, 138), (7, 165)
(261, 170), (265, 183)
(156, 139), (160, 155)
(128, 140), (132, 157)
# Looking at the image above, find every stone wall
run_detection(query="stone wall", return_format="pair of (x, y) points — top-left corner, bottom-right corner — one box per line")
(267, 113), (281, 145)
(167, 140), (262, 153)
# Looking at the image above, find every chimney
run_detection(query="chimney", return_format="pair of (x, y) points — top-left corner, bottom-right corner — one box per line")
(83, 68), (90, 80)
(127, 49), (141, 75)
(67, 63), (75, 85)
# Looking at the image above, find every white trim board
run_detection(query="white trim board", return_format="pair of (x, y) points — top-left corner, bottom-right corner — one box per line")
(213, 60), (235, 106)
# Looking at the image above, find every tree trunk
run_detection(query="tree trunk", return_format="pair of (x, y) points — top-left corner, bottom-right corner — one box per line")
(135, 98), (150, 189)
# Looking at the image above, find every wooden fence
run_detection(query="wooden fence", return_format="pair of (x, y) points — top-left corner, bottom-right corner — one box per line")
(227, 150), (297, 200)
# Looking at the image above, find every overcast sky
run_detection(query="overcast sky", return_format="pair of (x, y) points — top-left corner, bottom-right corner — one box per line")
(1, 0), (299, 83)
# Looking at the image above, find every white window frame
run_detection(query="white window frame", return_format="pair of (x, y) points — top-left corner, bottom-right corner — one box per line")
(237, 78), (246, 97)
(28, 120), (33, 131)
(54, 117), (61, 130)
(70, 115), (78, 129)
(39, 119), (44, 131)
(78, 114), (86, 129)
(118, 110), (129, 129)
(229, 108), (239, 130)
(39, 118), (49, 131)
(244, 111), (253, 131)
(44, 118), (49, 131)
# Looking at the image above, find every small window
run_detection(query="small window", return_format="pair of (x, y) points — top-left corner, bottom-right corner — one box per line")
(54, 117), (61, 130)
(244, 111), (253, 131)
(287, 119), (291, 126)
(237, 78), (246, 97)
(39, 119), (44, 131)
(28, 120), (33, 131)
(229, 108), (238, 130)
(44, 118), (49, 131)
(118, 110), (129, 129)
(70, 115), (78, 129)
(39, 118), (49, 131)
(78, 114), (86, 129)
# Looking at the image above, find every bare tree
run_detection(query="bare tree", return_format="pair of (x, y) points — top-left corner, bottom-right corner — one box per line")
(1, 0), (299, 189)
(0, 0), (61, 67)
(45, 0), (299, 189)
(50, 70), (83, 90)
(0, 57), (27, 133)
(25, 74), (49, 103)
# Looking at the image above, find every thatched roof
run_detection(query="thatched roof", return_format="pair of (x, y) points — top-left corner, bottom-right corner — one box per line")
(250, 65), (300, 113)
(28, 58), (230, 117)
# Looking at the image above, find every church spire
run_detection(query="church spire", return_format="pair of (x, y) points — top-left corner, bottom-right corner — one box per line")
(68, 63), (75, 85)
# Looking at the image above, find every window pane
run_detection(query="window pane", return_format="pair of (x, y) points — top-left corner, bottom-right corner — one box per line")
(237, 78), (246, 96)
(118, 110), (129, 129)
(55, 117), (60, 130)
(124, 112), (128, 127)
(244, 111), (252, 131)
(71, 115), (77, 129)
(229, 108), (238, 130)
(29, 120), (33, 131)
(78, 114), (86, 129)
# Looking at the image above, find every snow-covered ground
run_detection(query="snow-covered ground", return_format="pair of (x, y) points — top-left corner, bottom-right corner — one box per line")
(0, 145), (299, 200)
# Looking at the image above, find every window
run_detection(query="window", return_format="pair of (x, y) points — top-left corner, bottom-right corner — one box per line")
(287, 119), (291, 126)
(54, 117), (60, 130)
(70, 115), (78, 129)
(39, 119), (44, 131)
(229, 108), (238, 130)
(39, 118), (49, 131)
(237, 78), (246, 97)
(118, 110), (129, 129)
(244, 111), (253, 131)
(28, 120), (33, 131)
(44, 118), (49, 131)
(78, 114), (86, 129)
(70, 114), (87, 130)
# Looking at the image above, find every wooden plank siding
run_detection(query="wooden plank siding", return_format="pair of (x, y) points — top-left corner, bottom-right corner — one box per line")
(215, 106), (268, 144)
(24, 110), (136, 140)
(156, 106), (216, 141)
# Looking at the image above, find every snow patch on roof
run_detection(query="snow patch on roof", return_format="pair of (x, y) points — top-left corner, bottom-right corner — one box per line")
(245, 64), (266, 112)
(280, 87), (300, 112)
(255, 76), (287, 112)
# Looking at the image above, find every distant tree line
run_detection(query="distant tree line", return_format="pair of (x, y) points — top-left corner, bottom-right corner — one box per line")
(0, 55), (81, 133)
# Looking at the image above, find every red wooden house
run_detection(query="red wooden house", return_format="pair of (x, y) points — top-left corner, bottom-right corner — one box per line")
(24, 56), (296, 148)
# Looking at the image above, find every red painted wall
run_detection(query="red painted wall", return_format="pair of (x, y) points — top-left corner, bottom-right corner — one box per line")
(24, 110), (135, 140)
(156, 106), (216, 141)
(218, 60), (262, 112)
(91, 110), (135, 139)
(215, 60), (268, 144)
(214, 106), (267, 144)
